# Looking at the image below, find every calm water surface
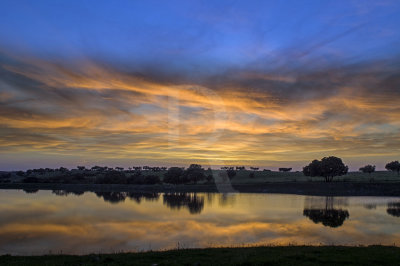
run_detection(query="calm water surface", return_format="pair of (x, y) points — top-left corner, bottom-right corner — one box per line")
(0, 189), (399, 255)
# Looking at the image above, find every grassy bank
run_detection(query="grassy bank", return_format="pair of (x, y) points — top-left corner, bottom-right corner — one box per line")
(1, 246), (400, 266)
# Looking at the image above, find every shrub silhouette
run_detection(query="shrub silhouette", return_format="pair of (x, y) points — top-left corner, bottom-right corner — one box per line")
(303, 156), (348, 182)
(359, 165), (375, 174)
(279, 168), (292, 172)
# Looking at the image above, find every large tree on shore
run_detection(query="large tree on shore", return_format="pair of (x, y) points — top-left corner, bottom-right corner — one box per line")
(385, 161), (400, 175)
(303, 156), (348, 182)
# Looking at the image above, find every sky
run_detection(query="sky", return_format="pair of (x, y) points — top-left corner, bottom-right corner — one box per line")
(0, 0), (400, 170)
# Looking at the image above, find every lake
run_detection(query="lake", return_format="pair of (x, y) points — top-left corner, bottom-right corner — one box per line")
(0, 189), (399, 255)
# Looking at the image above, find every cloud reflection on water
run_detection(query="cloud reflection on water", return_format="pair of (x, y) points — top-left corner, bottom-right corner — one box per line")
(0, 190), (399, 255)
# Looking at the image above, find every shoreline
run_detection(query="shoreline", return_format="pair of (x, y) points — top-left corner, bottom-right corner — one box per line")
(1, 246), (400, 265)
(1, 182), (400, 196)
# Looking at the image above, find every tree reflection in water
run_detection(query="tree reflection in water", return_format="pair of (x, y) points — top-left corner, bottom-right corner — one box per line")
(22, 188), (39, 194)
(303, 197), (349, 228)
(163, 193), (205, 214)
(95, 191), (127, 204)
(52, 190), (84, 196)
(387, 202), (400, 217)
(128, 192), (159, 203)
(95, 192), (160, 204)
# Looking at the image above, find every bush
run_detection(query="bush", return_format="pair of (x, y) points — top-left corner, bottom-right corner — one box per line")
(249, 172), (255, 178)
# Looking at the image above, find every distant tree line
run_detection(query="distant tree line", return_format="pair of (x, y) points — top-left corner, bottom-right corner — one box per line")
(2, 157), (400, 185)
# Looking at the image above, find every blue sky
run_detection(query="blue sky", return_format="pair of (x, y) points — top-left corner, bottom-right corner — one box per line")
(1, 0), (399, 68)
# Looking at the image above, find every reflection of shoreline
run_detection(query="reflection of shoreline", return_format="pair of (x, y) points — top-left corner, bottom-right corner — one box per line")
(3, 191), (400, 255)
(7, 182), (400, 196)
(303, 197), (350, 228)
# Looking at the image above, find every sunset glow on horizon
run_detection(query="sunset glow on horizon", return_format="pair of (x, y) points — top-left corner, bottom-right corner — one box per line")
(1, 0), (400, 170)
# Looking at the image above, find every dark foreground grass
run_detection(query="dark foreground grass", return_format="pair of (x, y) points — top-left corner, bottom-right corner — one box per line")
(1, 246), (400, 266)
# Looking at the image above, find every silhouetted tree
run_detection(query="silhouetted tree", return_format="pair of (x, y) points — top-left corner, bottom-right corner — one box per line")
(279, 168), (292, 172)
(385, 161), (400, 175)
(303, 160), (322, 177)
(163, 167), (185, 184)
(184, 164), (205, 184)
(77, 166), (86, 171)
(303, 156), (348, 182)
(359, 165), (375, 174)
